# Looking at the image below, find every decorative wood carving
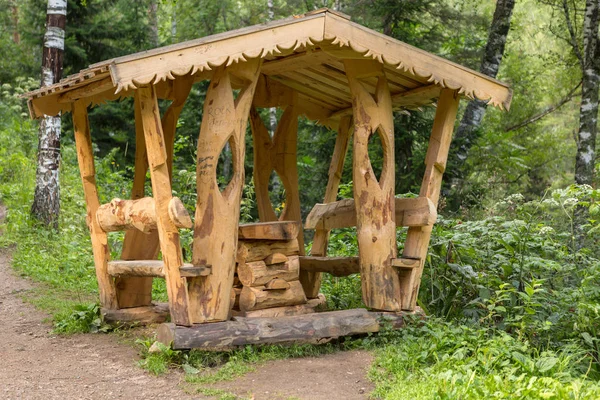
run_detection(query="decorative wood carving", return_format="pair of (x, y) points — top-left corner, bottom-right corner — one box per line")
(188, 58), (262, 323)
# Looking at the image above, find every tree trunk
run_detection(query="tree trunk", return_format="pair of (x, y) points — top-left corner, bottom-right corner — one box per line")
(574, 0), (600, 187)
(148, 0), (159, 48)
(574, 0), (600, 249)
(11, 1), (20, 44)
(449, 0), (515, 180)
(31, 0), (67, 229)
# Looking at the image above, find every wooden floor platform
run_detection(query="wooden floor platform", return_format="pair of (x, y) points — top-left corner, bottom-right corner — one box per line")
(157, 308), (421, 350)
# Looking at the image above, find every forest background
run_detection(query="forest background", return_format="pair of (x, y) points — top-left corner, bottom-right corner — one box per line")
(1, 0), (600, 398)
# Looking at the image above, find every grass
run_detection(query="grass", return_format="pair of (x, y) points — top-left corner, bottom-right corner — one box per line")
(3, 88), (600, 398)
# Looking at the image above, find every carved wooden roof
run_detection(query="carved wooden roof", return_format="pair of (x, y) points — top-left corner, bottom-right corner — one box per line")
(25, 8), (511, 125)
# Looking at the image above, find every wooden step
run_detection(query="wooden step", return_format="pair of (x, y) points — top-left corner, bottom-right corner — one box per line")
(305, 197), (437, 230)
(238, 221), (301, 240)
(107, 260), (211, 278)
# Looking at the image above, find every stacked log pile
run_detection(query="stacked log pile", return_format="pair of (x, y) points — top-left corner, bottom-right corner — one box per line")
(232, 221), (325, 317)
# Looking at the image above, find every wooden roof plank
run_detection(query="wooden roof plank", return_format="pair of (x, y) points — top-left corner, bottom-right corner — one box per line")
(24, 8), (512, 118)
(323, 13), (511, 109)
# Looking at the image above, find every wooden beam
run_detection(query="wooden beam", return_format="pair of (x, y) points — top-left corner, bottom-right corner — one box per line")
(325, 84), (441, 123)
(116, 93), (157, 309)
(238, 221), (300, 241)
(157, 308), (416, 350)
(96, 197), (191, 233)
(324, 12), (512, 110)
(400, 88), (460, 310)
(107, 260), (211, 278)
(304, 116), (352, 298)
(72, 99), (118, 310)
(345, 59), (400, 312)
(137, 85), (193, 326)
(305, 197), (437, 230)
(58, 77), (114, 103)
(102, 303), (170, 326)
(299, 256), (359, 277)
(189, 59), (262, 323)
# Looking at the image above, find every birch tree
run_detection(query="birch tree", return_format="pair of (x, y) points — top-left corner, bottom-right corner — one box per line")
(31, 0), (67, 229)
(569, 0), (600, 187)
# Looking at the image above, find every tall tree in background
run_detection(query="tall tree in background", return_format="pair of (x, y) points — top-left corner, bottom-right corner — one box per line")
(567, 0), (600, 187)
(31, 0), (67, 229)
(561, 0), (600, 247)
(449, 0), (516, 189)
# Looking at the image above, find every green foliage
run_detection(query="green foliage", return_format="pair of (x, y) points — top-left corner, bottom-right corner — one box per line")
(368, 317), (600, 399)
(53, 303), (111, 334)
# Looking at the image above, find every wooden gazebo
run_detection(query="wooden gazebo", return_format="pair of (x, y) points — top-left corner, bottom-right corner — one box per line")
(25, 9), (511, 349)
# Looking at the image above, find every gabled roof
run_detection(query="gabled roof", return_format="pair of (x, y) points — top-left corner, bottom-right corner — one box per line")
(25, 8), (511, 125)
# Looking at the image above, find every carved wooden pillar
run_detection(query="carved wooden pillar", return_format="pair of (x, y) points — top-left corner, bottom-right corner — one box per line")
(188, 59), (262, 323)
(400, 88), (460, 310)
(305, 116), (353, 298)
(344, 60), (400, 312)
(72, 99), (118, 310)
(117, 76), (193, 308)
(249, 101), (307, 290)
(136, 84), (192, 326)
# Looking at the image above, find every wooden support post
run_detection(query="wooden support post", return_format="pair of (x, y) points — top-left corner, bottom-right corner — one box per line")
(344, 59), (400, 312)
(249, 101), (307, 290)
(189, 59), (262, 323)
(305, 116), (352, 298)
(72, 99), (118, 310)
(118, 77), (193, 308)
(136, 85), (192, 326)
(400, 89), (460, 310)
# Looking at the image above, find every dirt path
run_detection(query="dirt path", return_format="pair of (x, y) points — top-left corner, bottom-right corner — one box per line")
(0, 205), (375, 399)
(0, 247), (196, 400)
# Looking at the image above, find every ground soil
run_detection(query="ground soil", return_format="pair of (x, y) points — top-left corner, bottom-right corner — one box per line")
(0, 204), (375, 399)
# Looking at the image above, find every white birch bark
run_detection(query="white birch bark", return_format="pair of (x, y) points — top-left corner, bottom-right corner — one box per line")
(574, 0), (600, 186)
(31, 0), (66, 229)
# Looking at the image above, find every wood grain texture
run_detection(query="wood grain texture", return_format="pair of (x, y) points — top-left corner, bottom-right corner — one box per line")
(116, 95), (157, 308)
(137, 85), (192, 326)
(189, 59), (262, 323)
(400, 89), (459, 310)
(239, 280), (306, 311)
(96, 197), (191, 233)
(72, 99), (118, 310)
(305, 115), (352, 298)
(305, 197), (436, 230)
(102, 303), (170, 325)
(236, 239), (300, 263)
(232, 294), (326, 318)
(299, 256), (359, 277)
(158, 308), (416, 350)
(345, 59), (400, 312)
(117, 78), (191, 308)
(237, 255), (300, 287)
(263, 253), (288, 265)
(107, 260), (211, 278)
(238, 221), (300, 240)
